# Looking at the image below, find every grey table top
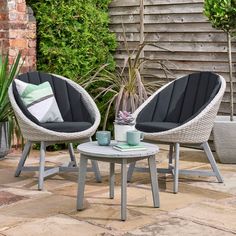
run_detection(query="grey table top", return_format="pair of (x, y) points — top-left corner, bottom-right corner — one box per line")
(77, 141), (159, 159)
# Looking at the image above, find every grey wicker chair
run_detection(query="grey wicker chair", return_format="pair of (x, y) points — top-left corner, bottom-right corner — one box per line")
(8, 71), (101, 190)
(127, 72), (226, 193)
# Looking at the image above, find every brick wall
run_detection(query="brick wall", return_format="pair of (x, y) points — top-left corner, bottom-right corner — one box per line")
(0, 0), (36, 72)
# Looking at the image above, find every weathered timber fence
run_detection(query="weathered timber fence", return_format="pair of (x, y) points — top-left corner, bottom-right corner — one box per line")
(109, 0), (236, 115)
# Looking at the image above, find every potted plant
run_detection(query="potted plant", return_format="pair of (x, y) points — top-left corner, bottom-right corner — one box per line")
(0, 52), (22, 158)
(204, 0), (236, 163)
(114, 111), (135, 142)
(82, 29), (173, 130)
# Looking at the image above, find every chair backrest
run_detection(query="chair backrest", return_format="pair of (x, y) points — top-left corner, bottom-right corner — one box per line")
(12, 71), (93, 124)
(136, 72), (221, 124)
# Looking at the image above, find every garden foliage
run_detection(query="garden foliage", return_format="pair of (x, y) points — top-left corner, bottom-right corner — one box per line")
(0, 53), (21, 122)
(82, 32), (172, 129)
(204, 0), (236, 121)
(27, 0), (117, 80)
(204, 0), (236, 34)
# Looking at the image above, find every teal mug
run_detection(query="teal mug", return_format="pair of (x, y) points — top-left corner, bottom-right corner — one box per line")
(127, 130), (144, 146)
(96, 131), (111, 146)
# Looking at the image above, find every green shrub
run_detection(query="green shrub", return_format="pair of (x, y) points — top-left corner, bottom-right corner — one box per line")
(27, 0), (117, 80)
(204, 0), (236, 33)
(204, 0), (236, 121)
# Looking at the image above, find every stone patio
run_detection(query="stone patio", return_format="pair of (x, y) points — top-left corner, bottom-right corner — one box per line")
(0, 144), (236, 236)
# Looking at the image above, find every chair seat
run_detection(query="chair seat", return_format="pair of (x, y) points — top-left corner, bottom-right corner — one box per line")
(41, 122), (93, 133)
(135, 122), (180, 133)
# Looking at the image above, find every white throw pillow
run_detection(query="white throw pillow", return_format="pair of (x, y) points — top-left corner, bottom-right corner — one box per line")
(14, 79), (64, 123)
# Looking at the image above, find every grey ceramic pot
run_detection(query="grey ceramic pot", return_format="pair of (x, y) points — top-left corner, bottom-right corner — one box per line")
(0, 122), (9, 159)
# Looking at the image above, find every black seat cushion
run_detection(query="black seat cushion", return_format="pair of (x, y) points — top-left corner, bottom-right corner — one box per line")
(12, 71), (94, 132)
(136, 72), (221, 133)
(136, 122), (180, 133)
(41, 122), (93, 133)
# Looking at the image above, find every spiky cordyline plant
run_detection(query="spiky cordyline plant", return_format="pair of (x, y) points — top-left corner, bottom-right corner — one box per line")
(0, 52), (22, 121)
(0, 52), (22, 147)
(82, 32), (173, 129)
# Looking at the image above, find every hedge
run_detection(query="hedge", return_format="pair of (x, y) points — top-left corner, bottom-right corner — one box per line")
(27, 0), (117, 80)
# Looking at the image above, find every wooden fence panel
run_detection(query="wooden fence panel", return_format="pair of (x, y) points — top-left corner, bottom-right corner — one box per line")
(109, 0), (236, 115)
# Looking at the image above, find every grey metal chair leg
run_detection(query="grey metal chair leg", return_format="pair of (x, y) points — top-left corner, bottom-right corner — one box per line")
(38, 141), (46, 191)
(68, 143), (77, 167)
(91, 160), (102, 183)
(173, 143), (180, 194)
(77, 155), (88, 210)
(202, 142), (224, 183)
(121, 159), (127, 221)
(168, 144), (174, 165)
(109, 163), (115, 199)
(148, 155), (160, 207)
(127, 162), (136, 182)
(15, 141), (32, 177)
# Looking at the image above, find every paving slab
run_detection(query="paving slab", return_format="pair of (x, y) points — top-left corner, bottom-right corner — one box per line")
(0, 191), (26, 206)
(0, 168), (34, 186)
(188, 171), (236, 195)
(124, 214), (235, 236)
(0, 194), (77, 217)
(0, 187), (51, 198)
(0, 194), (77, 230)
(2, 214), (111, 236)
(71, 204), (158, 232)
(172, 197), (236, 233)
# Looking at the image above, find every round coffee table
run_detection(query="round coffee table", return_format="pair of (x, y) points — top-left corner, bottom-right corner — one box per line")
(76, 141), (160, 221)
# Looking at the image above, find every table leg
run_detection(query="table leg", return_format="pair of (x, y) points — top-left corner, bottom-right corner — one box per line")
(109, 163), (115, 199)
(148, 155), (160, 208)
(91, 160), (102, 183)
(77, 155), (88, 210)
(121, 159), (127, 221)
(127, 162), (136, 182)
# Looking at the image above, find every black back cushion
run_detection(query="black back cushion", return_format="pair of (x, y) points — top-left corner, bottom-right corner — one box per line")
(136, 72), (221, 124)
(13, 71), (94, 124)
